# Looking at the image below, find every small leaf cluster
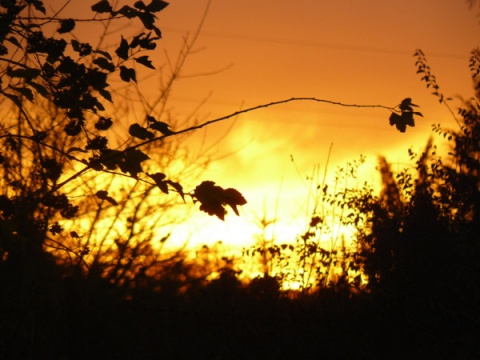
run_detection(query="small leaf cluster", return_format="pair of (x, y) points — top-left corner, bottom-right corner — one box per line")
(193, 181), (247, 220)
(128, 115), (174, 141)
(92, 0), (168, 36)
(149, 172), (185, 201)
(388, 98), (423, 133)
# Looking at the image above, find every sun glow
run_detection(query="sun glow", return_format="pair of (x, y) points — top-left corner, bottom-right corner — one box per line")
(33, 0), (476, 288)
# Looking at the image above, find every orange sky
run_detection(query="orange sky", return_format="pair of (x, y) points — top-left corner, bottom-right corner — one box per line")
(54, 0), (479, 251)
(152, 0), (479, 249)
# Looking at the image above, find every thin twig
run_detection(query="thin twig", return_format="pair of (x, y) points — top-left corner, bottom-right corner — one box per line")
(131, 97), (396, 151)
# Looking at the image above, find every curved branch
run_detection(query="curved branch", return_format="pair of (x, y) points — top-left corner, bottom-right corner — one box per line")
(130, 97), (397, 151)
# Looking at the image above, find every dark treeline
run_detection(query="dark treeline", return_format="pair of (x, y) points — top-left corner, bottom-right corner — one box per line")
(1, 1), (479, 358)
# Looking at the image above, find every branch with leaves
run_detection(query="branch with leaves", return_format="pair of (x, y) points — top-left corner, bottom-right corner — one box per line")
(0, 0), (426, 258)
(130, 96), (421, 150)
(414, 49), (460, 127)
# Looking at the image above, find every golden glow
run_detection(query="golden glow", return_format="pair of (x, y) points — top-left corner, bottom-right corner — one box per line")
(49, 0), (479, 281)
(156, 0), (477, 259)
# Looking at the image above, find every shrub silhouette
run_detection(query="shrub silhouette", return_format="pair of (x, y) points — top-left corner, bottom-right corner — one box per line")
(358, 50), (480, 297)
(351, 49), (480, 358)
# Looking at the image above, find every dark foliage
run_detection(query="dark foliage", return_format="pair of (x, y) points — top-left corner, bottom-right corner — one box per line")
(0, 1), (479, 359)
(389, 97), (423, 132)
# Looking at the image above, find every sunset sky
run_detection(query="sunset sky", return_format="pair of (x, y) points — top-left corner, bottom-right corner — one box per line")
(61, 0), (479, 252)
(150, 0), (479, 250)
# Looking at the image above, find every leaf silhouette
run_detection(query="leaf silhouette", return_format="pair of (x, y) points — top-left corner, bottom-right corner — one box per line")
(389, 113), (407, 133)
(7, 67), (40, 80)
(93, 57), (115, 72)
(149, 173), (185, 200)
(91, 0), (112, 13)
(147, 0), (169, 12)
(135, 55), (155, 69)
(134, 1), (146, 10)
(31, 0), (46, 14)
(120, 66), (136, 82)
(147, 115), (173, 134)
(116, 37), (129, 60)
(120, 149), (149, 177)
(96, 148), (149, 176)
(98, 149), (123, 170)
(129, 123), (154, 140)
(116, 5), (138, 18)
(11, 86), (34, 101)
(149, 172), (168, 194)
(166, 179), (185, 201)
(148, 119), (173, 135)
(223, 188), (247, 215)
(193, 181), (223, 219)
(389, 98), (422, 133)
(399, 97), (418, 111)
(58, 19), (75, 33)
(193, 181), (246, 220)
(27, 81), (48, 98)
